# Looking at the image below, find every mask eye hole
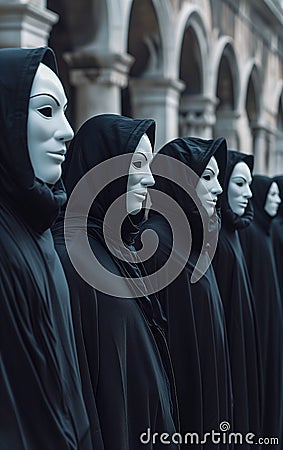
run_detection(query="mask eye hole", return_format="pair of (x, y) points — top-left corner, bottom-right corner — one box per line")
(132, 161), (142, 169)
(38, 106), (52, 117)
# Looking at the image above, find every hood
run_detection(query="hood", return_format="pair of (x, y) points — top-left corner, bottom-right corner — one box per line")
(148, 136), (227, 262)
(150, 136), (227, 220)
(273, 175), (283, 218)
(251, 175), (275, 234)
(0, 46), (66, 233)
(222, 150), (254, 230)
(63, 113), (156, 242)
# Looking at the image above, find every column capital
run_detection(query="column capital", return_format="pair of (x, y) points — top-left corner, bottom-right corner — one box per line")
(251, 121), (277, 136)
(64, 51), (134, 89)
(179, 94), (218, 135)
(130, 76), (185, 93)
(0, 2), (58, 47)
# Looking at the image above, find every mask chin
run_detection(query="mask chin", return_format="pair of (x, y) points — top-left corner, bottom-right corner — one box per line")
(126, 195), (142, 215)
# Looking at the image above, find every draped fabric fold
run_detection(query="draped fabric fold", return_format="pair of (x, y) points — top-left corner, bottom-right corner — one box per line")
(0, 47), (92, 450)
(137, 137), (233, 450)
(239, 175), (283, 447)
(53, 114), (180, 449)
(213, 151), (262, 448)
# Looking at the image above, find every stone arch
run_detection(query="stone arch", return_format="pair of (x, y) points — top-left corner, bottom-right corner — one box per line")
(151, 0), (175, 78)
(274, 84), (283, 173)
(48, 0), (109, 50)
(240, 60), (267, 171)
(210, 38), (240, 148)
(48, 0), (129, 53)
(277, 86), (283, 131)
(209, 36), (240, 107)
(270, 79), (283, 118)
(240, 59), (263, 121)
(126, 0), (164, 80)
(175, 5), (209, 84)
(176, 6), (212, 138)
(216, 44), (240, 112)
(123, 0), (180, 150)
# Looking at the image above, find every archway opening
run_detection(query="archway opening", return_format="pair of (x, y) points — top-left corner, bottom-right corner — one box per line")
(214, 45), (239, 148)
(178, 24), (206, 137)
(122, 0), (162, 117)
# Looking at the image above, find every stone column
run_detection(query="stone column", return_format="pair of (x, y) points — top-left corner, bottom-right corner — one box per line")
(214, 109), (240, 149)
(179, 94), (217, 140)
(266, 127), (277, 175)
(129, 77), (184, 151)
(274, 132), (283, 175)
(0, 0), (58, 48)
(65, 51), (134, 130)
(252, 124), (269, 174)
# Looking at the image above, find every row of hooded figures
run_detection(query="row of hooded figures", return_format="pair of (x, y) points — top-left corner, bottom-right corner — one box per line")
(0, 46), (282, 450)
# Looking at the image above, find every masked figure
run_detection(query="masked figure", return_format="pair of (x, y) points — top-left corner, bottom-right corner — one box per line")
(0, 47), (92, 449)
(272, 175), (283, 299)
(239, 175), (283, 446)
(52, 114), (180, 450)
(136, 137), (233, 449)
(213, 150), (262, 447)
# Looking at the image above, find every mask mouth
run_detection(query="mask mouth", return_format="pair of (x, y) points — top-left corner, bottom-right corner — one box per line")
(207, 198), (217, 204)
(238, 201), (248, 207)
(46, 152), (65, 162)
(134, 190), (147, 197)
(52, 148), (67, 155)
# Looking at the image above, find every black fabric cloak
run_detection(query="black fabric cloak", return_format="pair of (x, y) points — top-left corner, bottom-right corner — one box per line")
(272, 176), (283, 299)
(52, 114), (180, 450)
(136, 137), (233, 449)
(0, 48), (92, 449)
(239, 175), (283, 447)
(213, 151), (262, 447)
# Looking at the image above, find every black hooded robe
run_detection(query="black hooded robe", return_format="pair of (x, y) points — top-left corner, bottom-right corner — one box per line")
(213, 151), (262, 448)
(0, 48), (92, 449)
(272, 176), (283, 300)
(137, 137), (233, 450)
(239, 175), (283, 447)
(52, 114), (180, 450)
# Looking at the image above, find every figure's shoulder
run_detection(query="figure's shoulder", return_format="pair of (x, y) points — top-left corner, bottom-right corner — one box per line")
(0, 207), (41, 276)
(140, 215), (173, 250)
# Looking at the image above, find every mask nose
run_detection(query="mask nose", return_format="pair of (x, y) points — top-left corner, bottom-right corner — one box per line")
(276, 193), (282, 204)
(142, 166), (155, 187)
(142, 169), (155, 188)
(244, 184), (252, 199)
(211, 177), (223, 196)
(54, 115), (74, 142)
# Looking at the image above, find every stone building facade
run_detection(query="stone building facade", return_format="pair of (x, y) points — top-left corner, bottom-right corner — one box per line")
(1, 0), (283, 174)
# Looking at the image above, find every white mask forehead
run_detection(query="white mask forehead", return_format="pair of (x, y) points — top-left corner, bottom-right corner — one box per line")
(230, 161), (252, 182)
(205, 155), (219, 175)
(264, 181), (281, 217)
(30, 62), (67, 105)
(134, 133), (152, 156)
(268, 181), (280, 197)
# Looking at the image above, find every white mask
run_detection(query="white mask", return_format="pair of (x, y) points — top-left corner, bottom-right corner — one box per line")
(228, 161), (252, 216)
(126, 134), (155, 215)
(27, 63), (74, 184)
(195, 156), (223, 217)
(264, 181), (281, 217)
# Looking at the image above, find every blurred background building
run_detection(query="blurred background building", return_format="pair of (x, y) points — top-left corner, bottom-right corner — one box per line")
(1, 0), (283, 174)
